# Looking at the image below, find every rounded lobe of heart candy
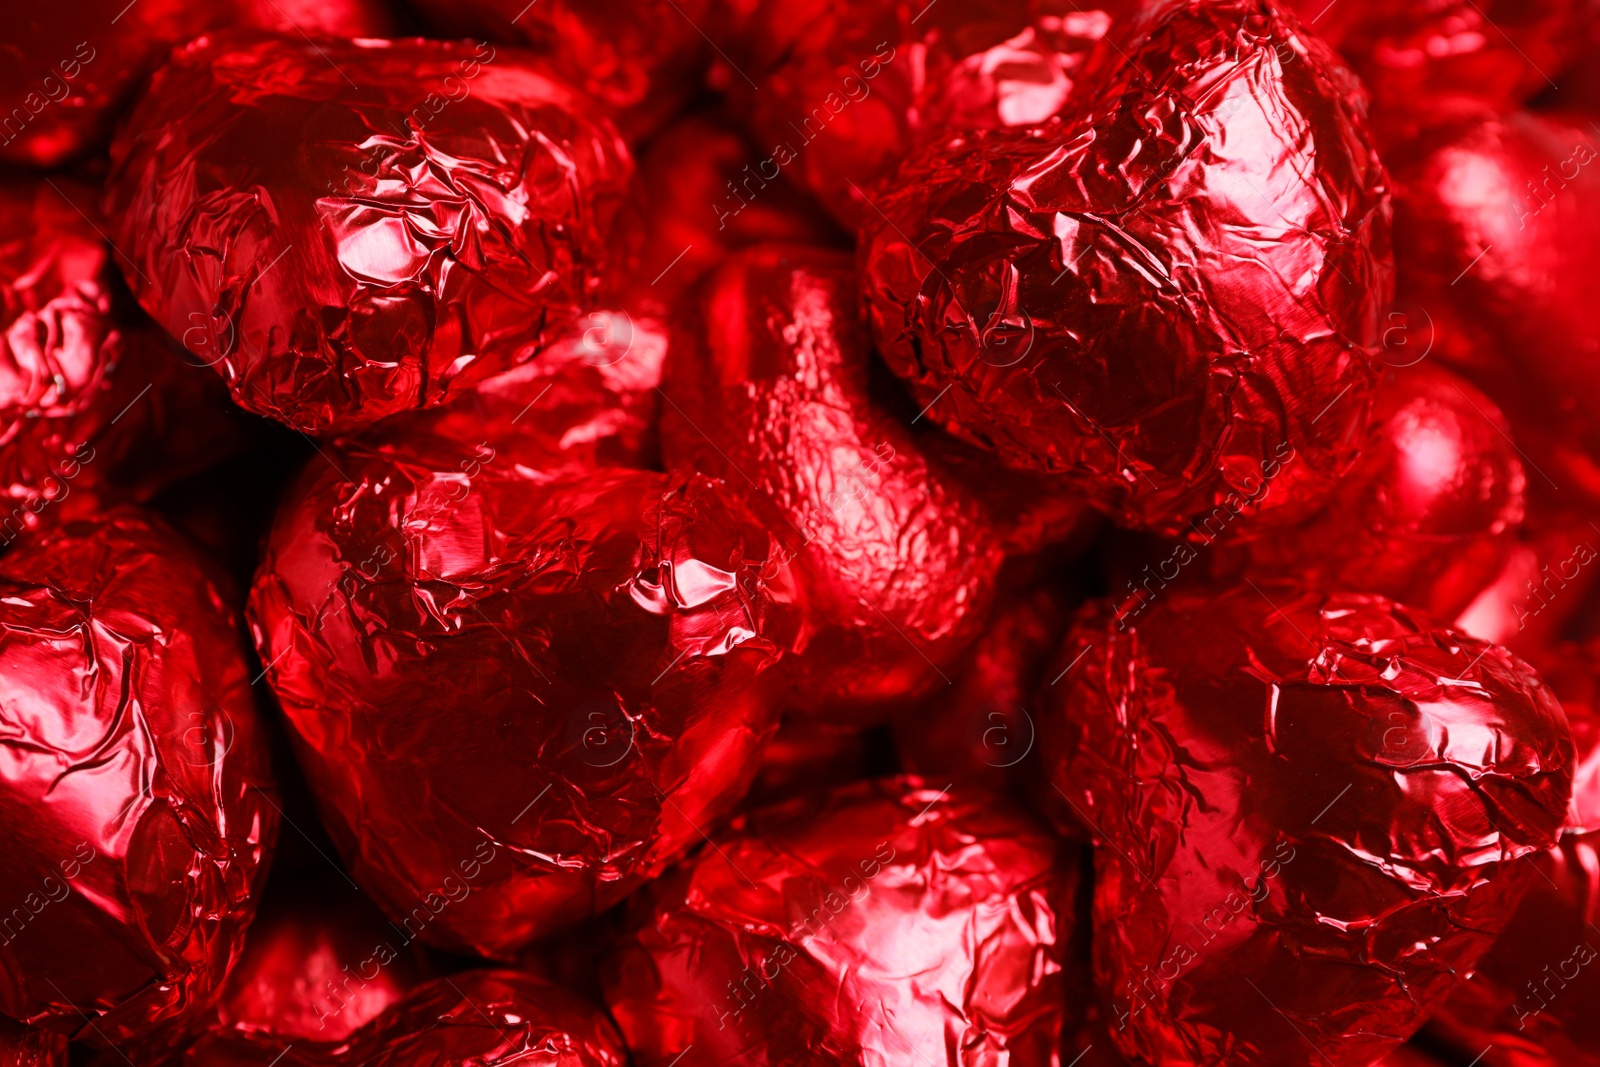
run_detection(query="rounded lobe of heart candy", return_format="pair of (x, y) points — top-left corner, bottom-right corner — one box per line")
(249, 441), (799, 958)
(103, 33), (633, 435)
(0, 0), (391, 169)
(601, 776), (1079, 1067)
(179, 970), (626, 1067)
(659, 244), (1006, 725)
(860, 0), (1393, 537)
(1214, 363), (1526, 619)
(1044, 585), (1574, 1067)
(0, 509), (279, 1047)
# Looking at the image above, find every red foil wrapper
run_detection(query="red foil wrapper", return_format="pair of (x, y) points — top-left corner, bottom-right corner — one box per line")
(181, 970), (626, 1067)
(660, 244), (1005, 724)
(860, 0), (1392, 536)
(1455, 506), (1600, 652)
(602, 776), (1078, 1067)
(207, 873), (429, 1043)
(1388, 107), (1600, 502)
(249, 437), (799, 957)
(727, 0), (1125, 226)
(1215, 363), (1527, 620)
(0, 509), (277, 1046)
(0, 0), (392, 169)
(0, 1018), (64, 1067)
(892, 585), (1070, 791)
(104, 33), (634, 435)
(1045, 585), (1574, 1066)
(633, 115), (847, 306)
(1420, 641), (1600, 1066)
(747, 715), (872, 806)
(408, 0), (713, 138)
(1297, 0), (1583, 119)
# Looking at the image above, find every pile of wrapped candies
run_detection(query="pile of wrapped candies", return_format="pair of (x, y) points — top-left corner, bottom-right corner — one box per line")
(2, 0), (1599, 1063)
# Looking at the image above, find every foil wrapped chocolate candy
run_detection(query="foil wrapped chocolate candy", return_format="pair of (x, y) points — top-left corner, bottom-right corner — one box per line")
(860, 0), (1392, 537)
(0, 509), (278, 1047)
(1214, 363), (1527, 620)
(1045, 585), (1574, 1067)
(1298, 0), (1585, 119)
(180, 970), (626, 1067)
(1420, 641), (1600, 1066)
(0, 0), (392, 169)
(408, 0), (714, 139)
(660, 244), (1005, 724)
(249, 436), (799, 958)
(602, 776), (1079, 1067)
(1387, 107), (1600, 497)
(104, 32), (633, 435)
(727, 0), (1125, 226)
(205, 872), (430, 1044)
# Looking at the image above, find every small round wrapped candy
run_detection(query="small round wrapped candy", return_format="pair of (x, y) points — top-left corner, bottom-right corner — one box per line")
(1294, 0), (1585, 120)
(726, 0), (1128, 227)
(1213, 362), (1527, 620)
(601, 776), (1079, 1067)
(104, 32), (633, 435)
(1044, 584), (1574, 1067)
(0, 0), (392, 169)
(860, 0), (1392, 537)
(180, 970), (626, 1067)
(660, 243), (1005, 724)
(0, 1017), (65, 1067)
(1387, 107), (1600, 494)
(1418, 641), (1600, 1066)
(249, 432), (800, 957)
(407, 0), (714, 139)
(0, 509), (278, 1047)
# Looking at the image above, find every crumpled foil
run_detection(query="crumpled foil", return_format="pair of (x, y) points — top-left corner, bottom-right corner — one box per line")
(249, 435), (799, 957)
(179, 970), (626, 1067)
(660, 243), (1005, 725)
(104, 32), (633, 434)
(0, 509), (278, 1047)
(1045, 585), (1574, 1066)
(602, 776), (1078, 1066)
(859, 0), (1393, 537)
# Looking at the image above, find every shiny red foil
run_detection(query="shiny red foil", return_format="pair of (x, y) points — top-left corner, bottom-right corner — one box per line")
(0, 0), (391, 169)
(1421, 641), (1600, 1066)
(632, 115), (846, 305)
(249, 438), (798, 957)
(1046, 585), (1574, 1067)
(1298, 0), (1583, 119)
(180, 970), (626, 1067)
(0, 1018), (65, 1067)
(660, 244), (1005, 724)
(408, 0), (713, 138)
(104, 33), (633, 435)
(1454, 506), (1600, 653)
(860, 0), (1392, 536)
(1216, 363), (1526, 619)
(0, 509), (277, 1046)
(747, 715), (872, 806)
(892, 586), (1070, 790)
(727, 0), (1125, 226)
(602, 776), (1077, 1066)
(1388, 107), (1600, 501)
(208, 874), (429, 1043)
